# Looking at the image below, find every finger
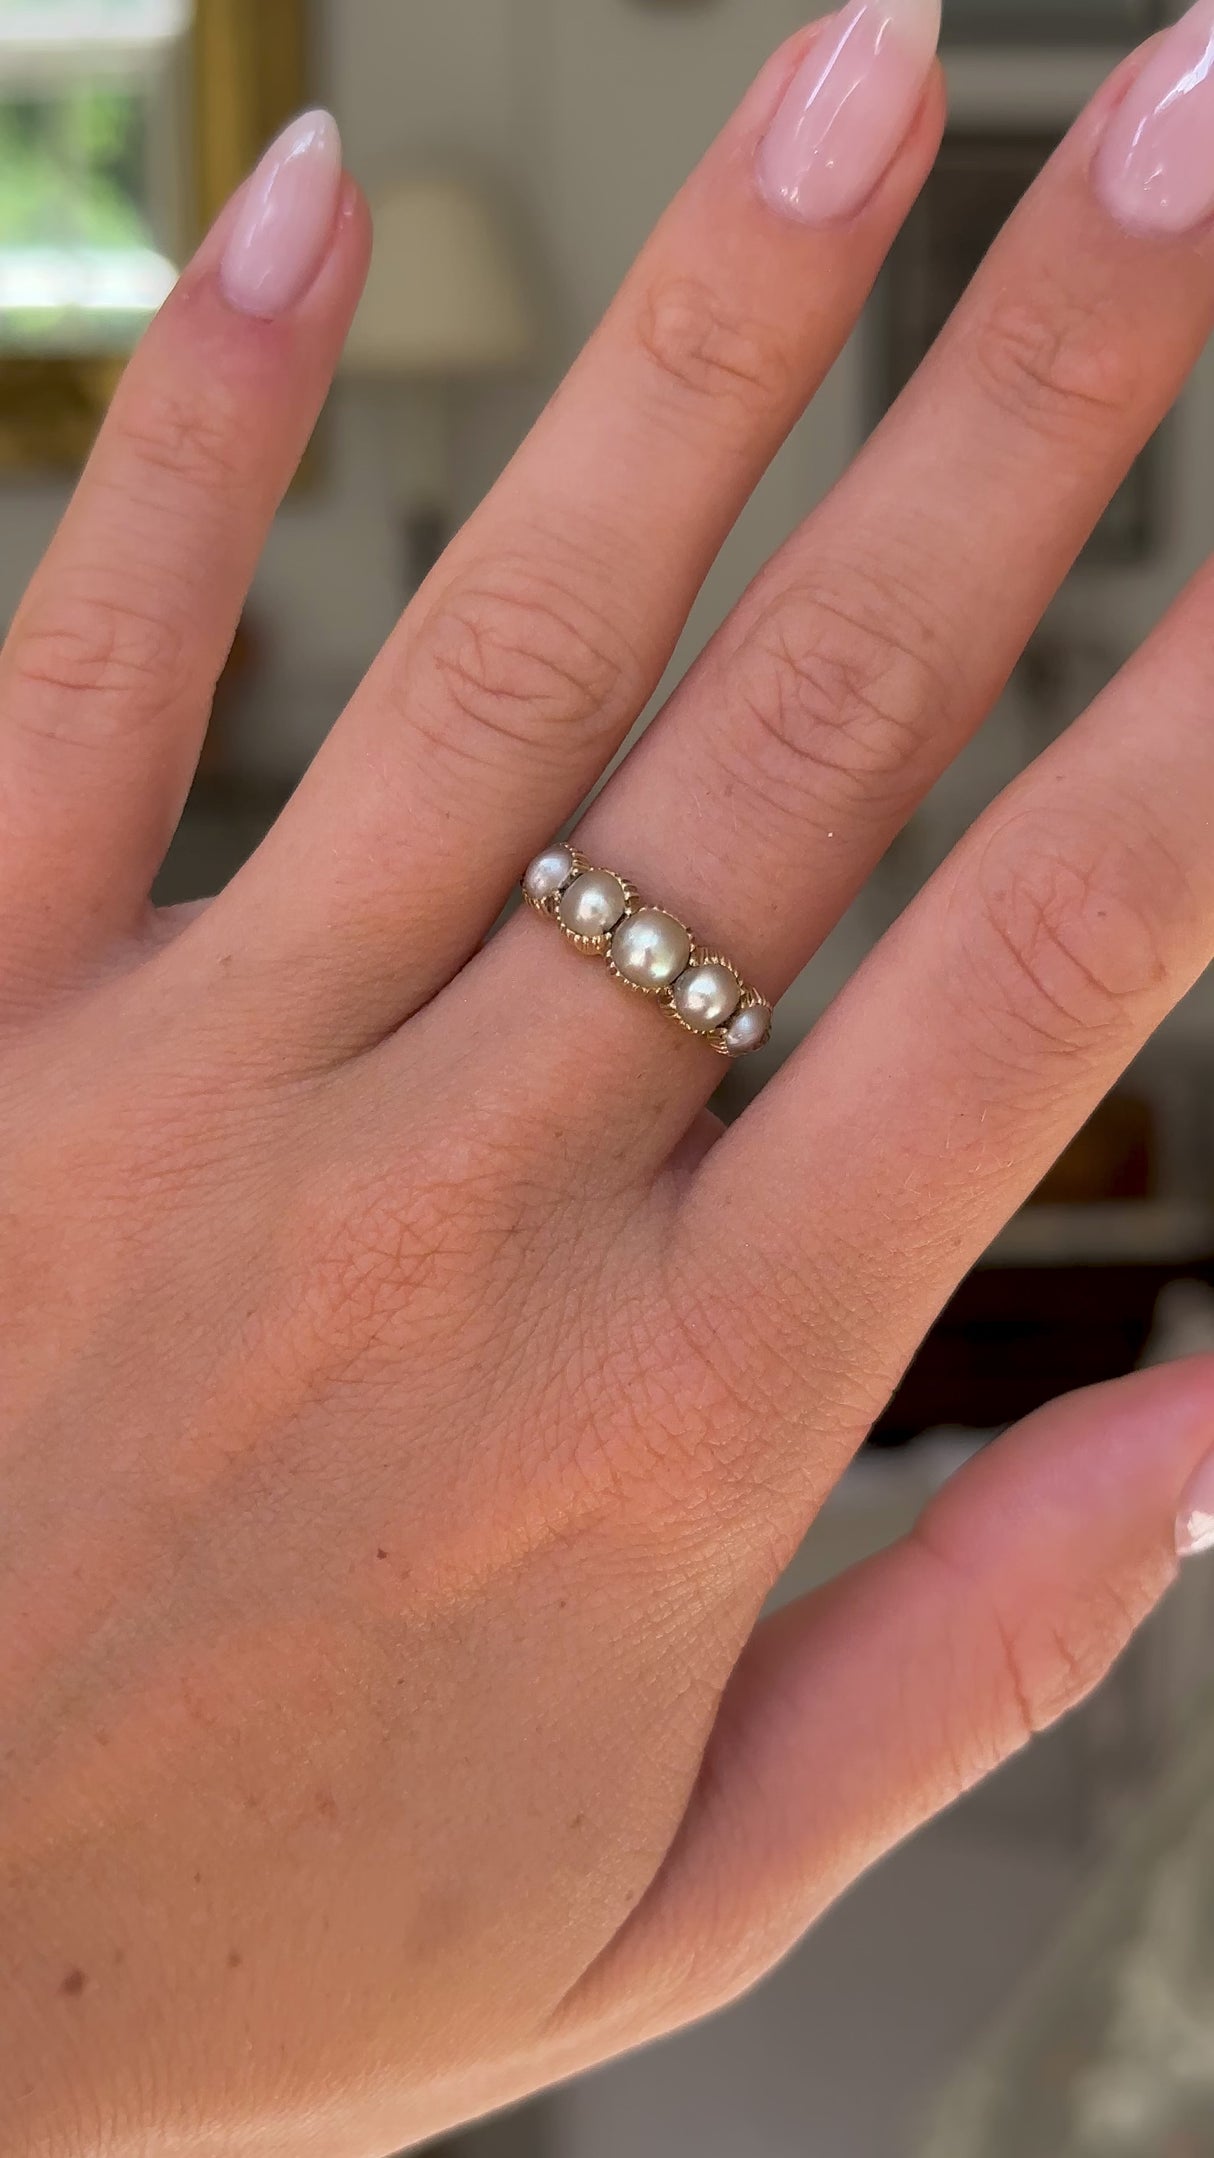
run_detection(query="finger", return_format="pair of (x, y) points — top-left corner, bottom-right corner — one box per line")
(469, 28), (1214, 1166)
(690, 534), (1214, 1491)
(176, 9), (947, 1067)
(554, 1361), (1214, 2050)
(0, 115), (369, 1004)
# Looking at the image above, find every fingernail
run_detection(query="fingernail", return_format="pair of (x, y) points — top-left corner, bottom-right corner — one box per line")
(1095, 0), (1214, 238)
(1177, 1453), (1214, 1558)
(756, 0), (941, 225)
(219, 110), (343, 319)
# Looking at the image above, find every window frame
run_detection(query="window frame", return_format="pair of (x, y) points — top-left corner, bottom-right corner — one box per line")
(0, 0), (308, 471)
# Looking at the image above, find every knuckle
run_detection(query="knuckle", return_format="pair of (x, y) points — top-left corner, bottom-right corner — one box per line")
(720, 570), (956, 832)
(957, 806), (1185, 1058)
(913, 1516), (1041, 1753)
(110, 375), (249, 494)
(635, 274), (793, 422)
(409, 551), (640, 774)
(1028, 1592), (1142, 1721)
(965, 279), (1143, 441)
(979, 1597), (1064, 1748)
(915, 1515), (1153, 1752)
(5, 581), (191, 747)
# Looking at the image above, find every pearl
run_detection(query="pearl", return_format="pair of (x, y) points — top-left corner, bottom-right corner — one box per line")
(673, 962), (742, 1033)
(724, 1003), (772, 1057)
(524, 845), (576, 904)
(558, 870), (628, 941)
(611, 909), (692, 991)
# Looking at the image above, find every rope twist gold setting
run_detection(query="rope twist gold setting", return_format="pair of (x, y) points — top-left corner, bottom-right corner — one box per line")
(522, 845), (773, 1060)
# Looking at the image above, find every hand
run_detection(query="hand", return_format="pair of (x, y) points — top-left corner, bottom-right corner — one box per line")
(5, 8), (1214, 2153)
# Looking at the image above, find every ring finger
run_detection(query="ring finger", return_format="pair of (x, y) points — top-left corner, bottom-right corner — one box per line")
(177, 4), (947, 1065)
(469, 17), (1214, 1159)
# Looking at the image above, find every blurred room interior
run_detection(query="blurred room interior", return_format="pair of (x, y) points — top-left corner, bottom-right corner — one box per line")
(2, 2), (1213, 2152)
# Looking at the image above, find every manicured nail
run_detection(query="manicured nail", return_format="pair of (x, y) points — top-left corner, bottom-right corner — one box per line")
(1177, 1453), (1214, 1558)
(219, 110), (343, 319)
(756, 0), (941, 225)
(1095, 0), (1214, 238)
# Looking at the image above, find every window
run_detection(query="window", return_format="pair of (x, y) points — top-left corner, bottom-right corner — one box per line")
(0, 0), (191, 354)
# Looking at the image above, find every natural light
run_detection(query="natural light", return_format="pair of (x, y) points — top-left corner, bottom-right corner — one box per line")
(0, 3), (191, 49)
(0, 0), (186, 351)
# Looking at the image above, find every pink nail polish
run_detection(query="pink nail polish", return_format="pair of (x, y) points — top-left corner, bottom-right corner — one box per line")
(756, 0), (941, 226)
(1177, 1454), (1214, 1559)
(1095, 0), (1214, 238)
(219, 110), (343, 320)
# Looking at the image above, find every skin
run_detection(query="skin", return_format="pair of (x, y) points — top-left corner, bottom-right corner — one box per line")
(4, 24), (1214, 2158)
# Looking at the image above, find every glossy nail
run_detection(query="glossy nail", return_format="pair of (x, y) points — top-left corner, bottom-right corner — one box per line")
(1177, 1452), (1214, 1558)
(220, 110), (343, 319)
(756, 0), (941, 226)
(1095, 0), (1214, 238)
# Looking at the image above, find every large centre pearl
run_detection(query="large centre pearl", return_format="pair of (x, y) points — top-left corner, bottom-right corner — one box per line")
(673, 962), (742, 1033)
(523, 845), (576, 904)
(558, 870), (628, 941)
(611, 909), (692, 991)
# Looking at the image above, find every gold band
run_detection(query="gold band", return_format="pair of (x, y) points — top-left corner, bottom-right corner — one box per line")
(521, 845), (773, 1060)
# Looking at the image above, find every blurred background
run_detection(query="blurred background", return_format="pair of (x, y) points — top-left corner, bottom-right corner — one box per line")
(3, 2), (1214, 2153)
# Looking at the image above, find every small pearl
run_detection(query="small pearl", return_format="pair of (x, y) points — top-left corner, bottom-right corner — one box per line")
(524, 845), (576, 904)
(725, 1003), (772, 1057)
(611, 909), (692, 991)
(558, 870), (628, 940)
(673, 962), (742, 1033)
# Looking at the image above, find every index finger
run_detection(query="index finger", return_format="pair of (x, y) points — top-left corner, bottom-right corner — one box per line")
(178, 7), (947, 1068)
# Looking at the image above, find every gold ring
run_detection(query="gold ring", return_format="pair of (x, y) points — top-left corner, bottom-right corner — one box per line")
(522, 845), (773, 1059)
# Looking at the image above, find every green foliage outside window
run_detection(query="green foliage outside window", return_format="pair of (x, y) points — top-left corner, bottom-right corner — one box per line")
(0, 87), (149, 251)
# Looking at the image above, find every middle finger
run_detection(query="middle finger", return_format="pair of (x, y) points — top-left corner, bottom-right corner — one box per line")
(478, 32), (1214, 1160)
(180, 5), (945, 1067)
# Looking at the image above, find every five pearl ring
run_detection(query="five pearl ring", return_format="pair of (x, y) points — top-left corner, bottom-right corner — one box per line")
(522, 845), (773, 1059)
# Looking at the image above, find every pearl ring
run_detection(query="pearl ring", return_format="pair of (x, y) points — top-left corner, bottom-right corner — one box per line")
(522, 845), (773, 1059)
